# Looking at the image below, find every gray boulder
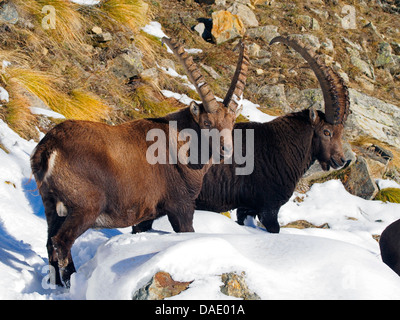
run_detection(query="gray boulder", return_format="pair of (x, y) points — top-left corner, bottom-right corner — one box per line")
(0, 1), (18, 24)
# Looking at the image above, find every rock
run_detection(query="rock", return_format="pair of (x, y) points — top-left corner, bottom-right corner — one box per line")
(247, 43), (270, 59)
(93, 32), (112, 43)
(0, 1), (18, 24)
(363, 21), (384, 40)
(220, 272), (260, 300)
(376, 42), (393, 67)
(17, 86), (51, 111)
(194, 18), (213, 41)
(342, 156), (378, 200)
(17, 17), (34, 30)
(140, 67), (159, 85)
(346, 88), (400, 148)
(247, 84), (292, 112)
(375, 42), (400, 75)
(290, 34), (321, 50)
(246, 25), (279, 44)
(351, 55), (375, 79)
(110, 45), (144, 80)
(211, 10), (246, 44)
(91, 26), (103, 35)
(194, 22), (206, 37)
(283, 86), (400, 148)
(132, 271), (192, 300)
(369, 144), (394, 163)
(321, 38), (334, 54)
(309, 7), (329, 19)
(247, 42), (260, 57)
(200, 63), (221, 79)
(391, 42), (400, 56)
(365, 157), (387, 180)
(282, 220), (330, 229)
(256, 68), (264, 75)
(341, 36), (363, 52)
(281, 86), (400, 148)
(297, 15), (320, 31)
(355, 75), (375, 92)
(227, 3), (258, 27)
(215, 0), (226, 6)
(255, 84), (290, 112)
(347, 47), (375, 80)
(159, 58), (175, 71)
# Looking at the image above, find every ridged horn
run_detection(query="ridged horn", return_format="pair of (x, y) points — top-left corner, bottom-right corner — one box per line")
(162, 37), (220, 113)
(270, 35), (350, 125)
(223, 40), (249, 113)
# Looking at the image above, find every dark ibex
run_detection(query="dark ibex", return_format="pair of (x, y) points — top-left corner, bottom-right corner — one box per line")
(380, 219), (400, 276)
(31, 37), (249, 287)
(132, 35), (350, 234)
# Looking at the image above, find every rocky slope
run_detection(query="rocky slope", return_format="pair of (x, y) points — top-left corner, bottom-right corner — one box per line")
(0, 0), (399, 198)
(156, 0), (400, 198)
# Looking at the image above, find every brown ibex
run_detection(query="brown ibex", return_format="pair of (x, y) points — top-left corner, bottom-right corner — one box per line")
(132, 35), (351, 235)
(31, 37), (249, 287)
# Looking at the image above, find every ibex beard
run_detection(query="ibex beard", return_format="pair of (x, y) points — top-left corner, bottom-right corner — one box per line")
(146, 121), (255, 176)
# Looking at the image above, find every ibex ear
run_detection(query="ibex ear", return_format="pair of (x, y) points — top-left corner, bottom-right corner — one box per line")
(309, 107), (319, 126)
(190, 101), (200, 122)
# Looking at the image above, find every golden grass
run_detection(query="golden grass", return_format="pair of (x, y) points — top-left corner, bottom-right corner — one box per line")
(3, 67), (110, 122)
(14, 0), (87, 49)
(374, 188), (400, 203)
(100, 0), (150, 33)
(4, 66), (65, 111)
(68, 89), (110, 121)
(130, 84), (179, 118)
(0, 50), (31, 70)
(5, 83), (38, 139)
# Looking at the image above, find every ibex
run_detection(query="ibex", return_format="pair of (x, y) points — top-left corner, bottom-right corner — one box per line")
(31, 37), (249, 287)
(132, 35), (350, 234)
(380, 219), (400, 276)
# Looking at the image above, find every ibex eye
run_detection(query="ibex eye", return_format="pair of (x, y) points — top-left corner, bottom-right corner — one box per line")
(323, 130), (331, 137)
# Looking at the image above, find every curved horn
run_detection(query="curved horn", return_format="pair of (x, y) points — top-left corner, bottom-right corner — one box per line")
(162, 37), (219, 113)
(223, 40), (249, 113)
(270, 35), (350, 125)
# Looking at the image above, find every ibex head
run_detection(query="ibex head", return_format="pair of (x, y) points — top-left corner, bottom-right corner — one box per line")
(270, 36), (350, 171)
(163, 38), (249, 158)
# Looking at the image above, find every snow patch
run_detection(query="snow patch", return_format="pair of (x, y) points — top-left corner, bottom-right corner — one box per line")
(0, 87), (9, 103)
(69, 0), (100, 5)
(30, 107), (66, 119)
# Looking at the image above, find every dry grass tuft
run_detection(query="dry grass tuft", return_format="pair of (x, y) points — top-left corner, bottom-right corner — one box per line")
(5, 84), (38, 139)
(68, 89), (110, 121)
(3, 67), (110, 122)
(100, 0), (150, 33)
(15, 0), (88, 50)
(374, 188), (400, 203)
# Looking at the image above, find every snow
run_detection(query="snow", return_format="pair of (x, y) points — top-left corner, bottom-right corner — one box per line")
(0, 87), (9, 103)
(1, 20), (400, 300)
(142, 21), (168, 40)
(29, 107), (66, 119)
(377, 178), (400, 190)
(1, 115), (400, 300)
(69, 0), (100, 5)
